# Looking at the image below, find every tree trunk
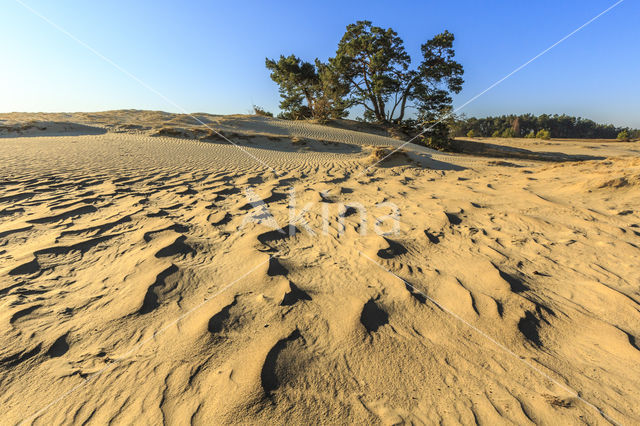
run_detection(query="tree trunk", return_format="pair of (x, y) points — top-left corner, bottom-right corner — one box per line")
(363, 81), (381, 121)
(397, 93), (409, 123)
(304, 91), (314, 118)
(396, 80), (416, 123)
(361, 64), (384, 122)
(376, 95), (386, 122)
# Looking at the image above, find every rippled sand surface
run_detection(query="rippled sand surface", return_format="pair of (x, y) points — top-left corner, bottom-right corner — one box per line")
(1, 112), (640, 424)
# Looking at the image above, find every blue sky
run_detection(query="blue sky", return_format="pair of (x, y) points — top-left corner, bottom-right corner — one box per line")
(1, 0), (638, 127)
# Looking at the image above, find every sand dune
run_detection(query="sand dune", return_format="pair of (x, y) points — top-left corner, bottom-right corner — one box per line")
(1, 111), (639, 424)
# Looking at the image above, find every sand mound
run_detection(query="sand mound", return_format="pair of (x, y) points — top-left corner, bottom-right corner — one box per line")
(0, 120), (106, 137)
(598, 173), (640, 188)
(542, 158), (640, 192)
(150, 126), (248, 143)
(361, 146), (412, 167)
(592, 158), (640, 189)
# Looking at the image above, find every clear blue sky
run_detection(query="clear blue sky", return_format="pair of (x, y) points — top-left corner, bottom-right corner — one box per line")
(1, 0), (638, 127)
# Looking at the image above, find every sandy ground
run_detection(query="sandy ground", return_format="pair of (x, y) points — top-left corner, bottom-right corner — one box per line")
(457, 136), (640, 159)
(1, 111), (639, 425)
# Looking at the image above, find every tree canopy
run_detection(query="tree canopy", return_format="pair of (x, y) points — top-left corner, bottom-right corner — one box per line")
(453, 114), (639, 139)
(266, 21), (463, 127)
(265, 55), (348, 121)
(330, 21), (463, 124)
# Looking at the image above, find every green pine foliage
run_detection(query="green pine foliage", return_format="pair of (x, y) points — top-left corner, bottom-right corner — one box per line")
(453, 113), (637, 139)
(617, 130), (630, 141)
(536, 129), (551, 140)
(252, 105), (273, 117)
(501, 128), (516, 138)
(329, 21), (463, 124)
(265, 55), (348, 122)
(265, 20), (464, 146)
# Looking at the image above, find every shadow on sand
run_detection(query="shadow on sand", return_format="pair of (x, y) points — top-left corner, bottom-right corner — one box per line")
(451, 139), (606, 162)
(0, 121), (107, 138)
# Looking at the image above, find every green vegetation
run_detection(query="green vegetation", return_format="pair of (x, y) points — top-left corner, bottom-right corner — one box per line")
(453, 114), (638, 140)
(252, 105), (273, 117)
(329, 22), (463, 124)
(501, 128), (516, 138)
(423, 113), (456, 150)
(265, 23), (639, 149)
(536, 129), (551, 140)
(617, 130), (630, 141)
(266, 20), (464, 148)
(264, 55), (348, 122)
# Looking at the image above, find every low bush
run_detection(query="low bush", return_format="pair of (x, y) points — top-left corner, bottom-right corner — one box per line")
(423, 122), (454, 151)
(536, 129), (551, 140)
(253, 105), (273, 117)
(617, 130), (630, 141)
(501, 128), (516, 138)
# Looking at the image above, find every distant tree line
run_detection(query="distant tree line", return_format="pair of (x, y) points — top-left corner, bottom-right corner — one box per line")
(453, 114), (639, 140)
(264, 20), (464, 148)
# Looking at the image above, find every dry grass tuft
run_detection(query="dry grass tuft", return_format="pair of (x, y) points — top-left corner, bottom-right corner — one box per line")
(151, 126), (253, 143)
(290, 136), (307, 145)
(363, 146), (411, 166)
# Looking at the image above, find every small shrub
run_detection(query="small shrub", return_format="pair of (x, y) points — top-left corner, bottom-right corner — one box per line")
(524, 130), (536, 138)
(491, 130), (501, 138)
(253, 105), (273, 117)
(423, 122), (453, 151)
(153, 127), (189, 138)
(501, 128), (515, 138)
(466, 129), (476, 138)
(425, 136), (452, 150)
(313, 97), (332, 124)
(536, 129), (551, 140)
(290, 136), (306, 145)
(617, 130), (630, 141)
